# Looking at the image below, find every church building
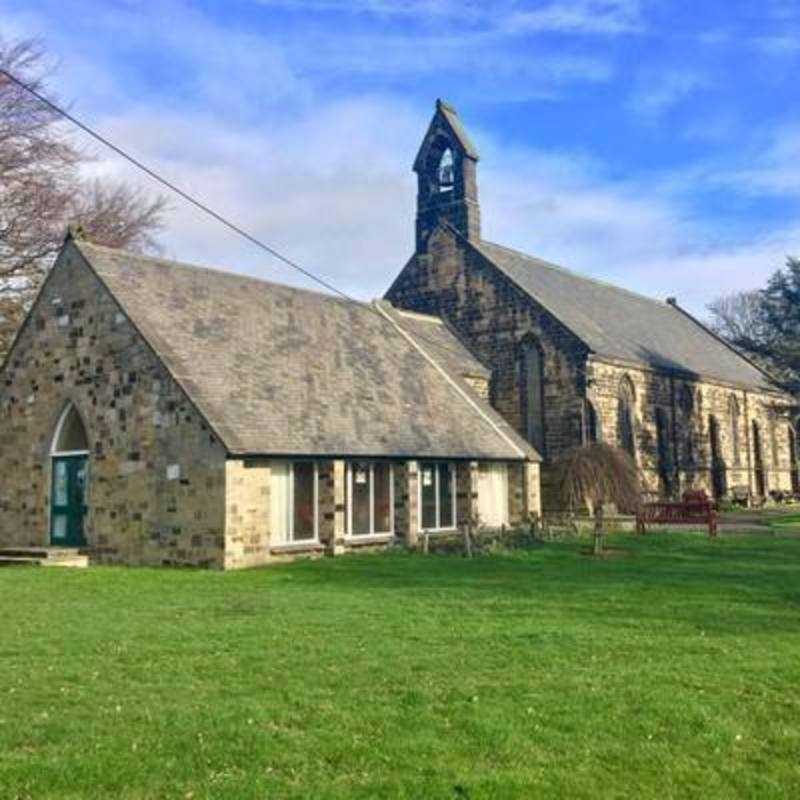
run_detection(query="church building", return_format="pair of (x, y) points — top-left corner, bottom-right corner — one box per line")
(1, 99), (796, 569)
(0, 235), (539, 568)
(387, 100), (798, 505)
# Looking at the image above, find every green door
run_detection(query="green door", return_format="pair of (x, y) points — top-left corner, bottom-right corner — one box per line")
(50, 456), (88, 547)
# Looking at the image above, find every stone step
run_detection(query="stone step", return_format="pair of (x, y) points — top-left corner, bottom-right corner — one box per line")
(0, 555), (43, 567)
(0, 547), (89, 568)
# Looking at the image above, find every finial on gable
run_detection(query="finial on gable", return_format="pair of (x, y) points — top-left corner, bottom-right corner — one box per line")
(64, 223), (88, 244)
(413, 99), (481, 250)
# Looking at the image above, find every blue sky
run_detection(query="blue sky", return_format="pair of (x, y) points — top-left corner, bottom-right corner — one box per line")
(3, 0), (800, 314)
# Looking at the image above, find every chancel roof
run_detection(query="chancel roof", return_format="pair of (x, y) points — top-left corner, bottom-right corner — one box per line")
(72, 240), (536, 460)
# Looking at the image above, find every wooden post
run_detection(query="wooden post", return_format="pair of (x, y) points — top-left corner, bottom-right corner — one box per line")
(463, 522), (473, 558)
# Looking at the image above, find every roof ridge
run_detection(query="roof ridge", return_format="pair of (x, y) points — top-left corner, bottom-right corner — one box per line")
(74, 239), (370, 309)
(478, 238), (678, 313)
(373, 301), (535, 460)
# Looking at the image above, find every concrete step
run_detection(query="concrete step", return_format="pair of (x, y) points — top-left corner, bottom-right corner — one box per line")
(0, 555), (44, 567)
(0, 547), (88, 568)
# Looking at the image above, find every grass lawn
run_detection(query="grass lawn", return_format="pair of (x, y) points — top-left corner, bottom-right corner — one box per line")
(1, 534), (799, 799)
(768, 512), (800, 532)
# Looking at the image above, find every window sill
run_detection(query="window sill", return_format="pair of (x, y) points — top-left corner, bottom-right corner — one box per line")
(421, 528), (459, 536)
(270, 542), (326, 555)
(343, 533), (395, 546)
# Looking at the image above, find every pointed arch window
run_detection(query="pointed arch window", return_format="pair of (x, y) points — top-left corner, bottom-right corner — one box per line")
(709, 414), (727, 499)
(51, 403), (89, 455)
(519, 337), (546, 454)
(655, 407), (673, 496)
(437, 147), (454, 193)
(769, 411), (779, 468)
(617, 376), (636, 458)
(582, 399), (601, 445)
(729, 395), (741, 466)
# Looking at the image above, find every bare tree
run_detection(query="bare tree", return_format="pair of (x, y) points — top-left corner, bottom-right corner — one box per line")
(552, 443), (642, 555)
(69, 180), (167, 253)
(707, 290), (766, 352)
(0, 36), (167, 358)
(707, 260), (800, 392)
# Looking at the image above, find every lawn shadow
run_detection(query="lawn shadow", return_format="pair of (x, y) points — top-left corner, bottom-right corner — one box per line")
(269, 535), (800, 636)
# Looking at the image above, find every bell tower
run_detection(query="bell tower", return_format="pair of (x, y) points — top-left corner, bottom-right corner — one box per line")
(413, 99), (481, 252)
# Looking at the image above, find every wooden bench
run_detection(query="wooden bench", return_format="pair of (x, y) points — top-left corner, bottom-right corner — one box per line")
(636, 490), (718, 538)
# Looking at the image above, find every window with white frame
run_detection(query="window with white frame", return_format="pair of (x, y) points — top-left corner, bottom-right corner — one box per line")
(346, 461), (394, 537)
(477, 463), (509, 528)
(270, 461), (319, 544)
(420, 462), (456, 531)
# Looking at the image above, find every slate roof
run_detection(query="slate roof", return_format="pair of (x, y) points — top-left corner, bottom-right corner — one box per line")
(73, 240), (536, 460)
(413, 99), (479, 170)
(474, 239), (776, 392)
(380, 304), (490, 381)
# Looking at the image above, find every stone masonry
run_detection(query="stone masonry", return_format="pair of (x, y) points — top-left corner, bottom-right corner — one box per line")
(387, 100), (797, 506)
(388, 224), (795, 504)
(0, 244), (228, 566)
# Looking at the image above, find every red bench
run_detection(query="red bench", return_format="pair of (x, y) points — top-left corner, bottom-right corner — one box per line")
(635, 490), (718, 538)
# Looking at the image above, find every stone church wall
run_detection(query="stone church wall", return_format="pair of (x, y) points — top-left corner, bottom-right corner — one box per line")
(387, 227), (589, 465)
(388, 226), (795, 505)
(588, 357), (795, 498)
(0, 245), (228, 566)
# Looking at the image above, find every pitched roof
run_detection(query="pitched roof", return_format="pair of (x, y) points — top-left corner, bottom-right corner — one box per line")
(413, 99), (479, 170)
(380, 304), (490, 381)
(474, 239), (776, 392)
(72, 240), (536, 460)
(435, 99), (479, 160)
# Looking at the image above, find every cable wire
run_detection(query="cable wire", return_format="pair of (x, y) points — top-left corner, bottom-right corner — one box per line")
(0, 66), (481, 367)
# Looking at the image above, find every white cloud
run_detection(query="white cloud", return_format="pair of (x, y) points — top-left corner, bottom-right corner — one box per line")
(627, 70), (710, 121)
(501, 0), (643, 35)
(701, 126), (800, 198)
(753, 34), (800, 56)
(3, 0), (796, 321)
(252, 0), (644, 35)
(74, 90), (795, 321)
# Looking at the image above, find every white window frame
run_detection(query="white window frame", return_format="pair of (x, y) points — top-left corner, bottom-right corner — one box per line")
(51, 403), (90, 457)
(346, 461), (395, 537)
(273, 460), (319, 545)
(419, 461), (457, 532)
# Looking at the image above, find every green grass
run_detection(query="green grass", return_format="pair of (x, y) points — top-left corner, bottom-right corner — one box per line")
(2, 534), (800, 799)
(768, 512), (800, 531)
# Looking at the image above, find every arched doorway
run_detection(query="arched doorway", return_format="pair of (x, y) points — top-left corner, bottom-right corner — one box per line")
(752, 420), (766, 499)
(50, 403), (89, 547)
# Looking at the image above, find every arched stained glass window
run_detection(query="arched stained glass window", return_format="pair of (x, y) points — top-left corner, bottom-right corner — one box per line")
(729, 395), (741, 466)
(709, 414), (727, 499)
(617, 376), (636, 458)
(655, 407), (673, 496)
(583, 399), (601, 445)
(519, 338), (545, 455)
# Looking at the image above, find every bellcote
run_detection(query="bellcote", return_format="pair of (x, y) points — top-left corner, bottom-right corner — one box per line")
(414, 99), (481, 252)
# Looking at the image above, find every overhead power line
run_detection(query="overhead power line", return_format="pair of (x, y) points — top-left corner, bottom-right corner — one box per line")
(0, 67), (347, 300)
(0, 66), (479, 367)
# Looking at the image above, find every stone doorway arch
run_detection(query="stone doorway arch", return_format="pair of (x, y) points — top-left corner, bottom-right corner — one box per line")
(49, 403), (90, 547)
